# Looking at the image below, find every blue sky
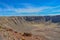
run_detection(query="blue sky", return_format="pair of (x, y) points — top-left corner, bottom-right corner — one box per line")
(0, 0), (60, 16)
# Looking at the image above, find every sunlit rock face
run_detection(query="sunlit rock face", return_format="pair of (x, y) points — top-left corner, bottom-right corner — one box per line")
(0, 16), (60, 40)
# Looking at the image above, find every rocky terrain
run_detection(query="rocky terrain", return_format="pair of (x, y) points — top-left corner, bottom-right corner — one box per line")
(0, 26), (48, 40)
(0, 16), (60, 40)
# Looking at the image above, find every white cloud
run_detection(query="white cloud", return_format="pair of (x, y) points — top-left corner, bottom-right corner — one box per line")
(0, 3), (51, 13)
(15, 6), (50, 13)
(48, 13), (60, 16)
(0, 3), (60, 16)
(51, 10), (60, 12)
(0, 6), (51, 13)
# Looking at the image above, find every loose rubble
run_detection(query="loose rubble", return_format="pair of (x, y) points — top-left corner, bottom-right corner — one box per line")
(0, 26), (47, 40)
